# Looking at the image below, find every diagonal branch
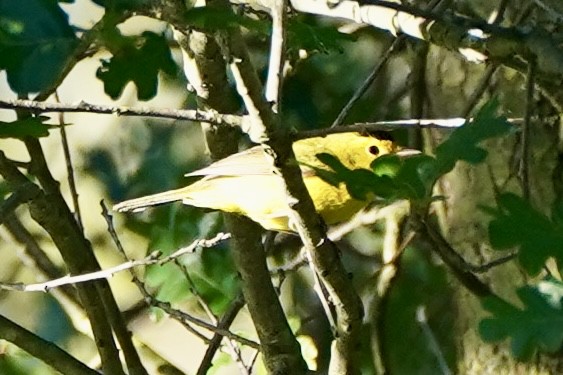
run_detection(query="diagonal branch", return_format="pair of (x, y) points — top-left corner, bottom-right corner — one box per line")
(0, 149), (126, 375)
(288, 0), (563, 110)
(0, 99), (245, 128)
(0, 314), (100, 375)
(217, 6), (364, 374)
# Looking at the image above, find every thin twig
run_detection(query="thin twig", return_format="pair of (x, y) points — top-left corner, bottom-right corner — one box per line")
(149, 296), (260, 350)
(531, 0), (563, 21)
(178, 263), (250, 374)
(519, 59), (536, 201)
(0, 99), (245, 128)
(0, 230), (231, 292)
(331, 36), (405, 127)
(265, 0), (288, 113)
(295, 117), (525, 140)
(461, 65), (498, 118)
(100, 202), (258, 348)
(196, 293), (250, 375)
(54, 92), (83, 231)
(416, 306), (452, 375)
(1, 97), (532, 137)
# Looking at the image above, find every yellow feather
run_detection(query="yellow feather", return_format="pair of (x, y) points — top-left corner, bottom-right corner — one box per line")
(113, 132), (402, 232)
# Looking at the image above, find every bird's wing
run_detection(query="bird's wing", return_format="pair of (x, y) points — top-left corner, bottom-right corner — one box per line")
(185, 146), (275, 177)
(185, 146), (317, 178)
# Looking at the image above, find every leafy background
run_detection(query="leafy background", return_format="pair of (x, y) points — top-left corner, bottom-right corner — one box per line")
(0, 0), (562, 374)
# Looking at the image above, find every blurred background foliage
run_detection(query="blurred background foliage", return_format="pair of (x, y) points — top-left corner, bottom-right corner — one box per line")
(0, 0), (562, 374)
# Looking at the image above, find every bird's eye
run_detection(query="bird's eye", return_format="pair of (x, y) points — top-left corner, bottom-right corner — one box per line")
(368, 145), (380, 155)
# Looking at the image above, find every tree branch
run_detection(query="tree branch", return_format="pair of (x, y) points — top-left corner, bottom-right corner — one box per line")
(217, 6), (365, 373)
(168, 3), (308, 372)
(0, 148), (126, 375)
(287, 0), (563, 110)
(0, 314), (100, 375)
(0, 99), (245, 128)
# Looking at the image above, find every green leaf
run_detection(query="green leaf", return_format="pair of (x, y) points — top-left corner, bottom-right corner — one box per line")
(0, 117), (55, 139)
(392, 155), (437, 200)
(184, 7), (269, 35)
(90, 0), (149, 10)
(479, 281), (563, 360)
(431, 99), (513, 179)
(487, 193), (563, 275)
(313, 101), (511, 206)
(287, 20), (355, 55)
(0, 0), (78, 94)
(313, 152), (385, 200)
(96, 31), (177, 100)
(371, 154), (403, 177)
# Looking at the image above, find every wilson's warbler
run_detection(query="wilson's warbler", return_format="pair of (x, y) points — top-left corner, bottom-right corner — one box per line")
(113, 132), (414, 232)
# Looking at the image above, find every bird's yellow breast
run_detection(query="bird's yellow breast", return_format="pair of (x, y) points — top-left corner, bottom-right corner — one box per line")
(182, 173), (366, 232)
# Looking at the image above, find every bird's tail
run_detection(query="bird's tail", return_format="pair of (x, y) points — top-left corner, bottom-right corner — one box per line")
(113, 187), (192, 213)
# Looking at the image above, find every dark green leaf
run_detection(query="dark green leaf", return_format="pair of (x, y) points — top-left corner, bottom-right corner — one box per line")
(90, 0), (149, 10)
(487, 193), (563, 275)
(287, 20), (355, 55)
(96, 31), (177, 100)
(0, 0), (78, 93)
(552, 199), (563, 227)
(382, 248), (456, 373)
(479, 281), (563, 360)
(393, 155), (436, 200)
(313, 152), (387, 200)
(185, 7), (269, 35)
(0, 117), (55, 139)
(431, 99), (513, 179)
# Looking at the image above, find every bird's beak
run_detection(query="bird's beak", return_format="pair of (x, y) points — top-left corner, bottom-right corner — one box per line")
(395, 148), (422, 158)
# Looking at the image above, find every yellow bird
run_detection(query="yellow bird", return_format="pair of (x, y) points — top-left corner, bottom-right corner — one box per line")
(113, 132), (413, 232)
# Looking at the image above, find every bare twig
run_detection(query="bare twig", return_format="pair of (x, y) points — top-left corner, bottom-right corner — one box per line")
(54, 92), (83, 231)
(519, 59), (536, 201)
(413, 215), (515, 297)
(101, 202), (212, 343)
(0, 225), (230, 292)
(0, 97), (532, 138)
(101, 203), (259, 349)
(331, 36), (405, 127)
(531, 0), (563, 21)
(0, 98), (245, 128)
(196, 293), (249, 375)
(416, 306), (452, 375)
(265, 0), (288, 113)
(295, 117), (526, 140)
(3, 235), (230, 292)
(149, 295), (260, 350)
(178, 264), (250, 374)
(461, 65), (498, 118)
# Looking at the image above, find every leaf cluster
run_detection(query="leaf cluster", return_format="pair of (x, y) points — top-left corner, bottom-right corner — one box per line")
(315, 100), (513, 204)
(316, 100), (563, 360)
